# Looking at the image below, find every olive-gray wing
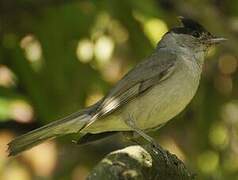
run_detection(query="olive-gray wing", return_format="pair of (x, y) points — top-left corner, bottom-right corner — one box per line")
(96, 50), (177, 117)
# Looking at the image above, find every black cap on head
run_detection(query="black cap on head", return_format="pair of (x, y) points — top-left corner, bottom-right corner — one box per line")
(171, 16), (211, 38)
(178, 17), (206, 32)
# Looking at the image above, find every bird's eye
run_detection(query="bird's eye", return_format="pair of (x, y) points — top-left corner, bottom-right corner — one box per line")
(192, 31), (200, 38)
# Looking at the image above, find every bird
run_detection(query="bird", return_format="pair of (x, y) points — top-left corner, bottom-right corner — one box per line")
(8, 17), (226, 156)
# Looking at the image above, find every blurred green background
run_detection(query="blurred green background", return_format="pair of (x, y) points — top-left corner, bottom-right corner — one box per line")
(0, 0), (238, 179)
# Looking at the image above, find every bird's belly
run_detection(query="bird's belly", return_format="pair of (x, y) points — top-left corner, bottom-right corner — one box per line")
(85, 67), (200, 133)
(135, 79), (197, 129)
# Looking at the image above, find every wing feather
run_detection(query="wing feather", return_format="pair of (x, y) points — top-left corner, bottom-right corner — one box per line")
(96, 50), (177, 116)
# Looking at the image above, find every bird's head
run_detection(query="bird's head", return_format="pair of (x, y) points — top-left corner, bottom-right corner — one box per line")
(164, 17), (226, 52)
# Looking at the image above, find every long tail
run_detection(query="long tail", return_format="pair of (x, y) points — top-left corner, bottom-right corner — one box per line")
(8, 111), (91, 156)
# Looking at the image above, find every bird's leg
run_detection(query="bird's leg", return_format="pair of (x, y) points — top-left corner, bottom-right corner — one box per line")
(125, 116), (155, 144)
(125, 114), (170, 165)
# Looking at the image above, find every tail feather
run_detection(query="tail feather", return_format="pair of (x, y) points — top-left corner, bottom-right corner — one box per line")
(8, 111), (91, 156)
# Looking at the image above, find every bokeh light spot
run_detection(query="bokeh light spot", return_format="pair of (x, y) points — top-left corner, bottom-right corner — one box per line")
(221, 101), (238, 124)
(101, 58), (124, 84)
(144, 18), (168, 46)
(209, 122), (229, 149)
(1, 164), (31, 180)
(133, 12), (168, 46)
(94, 36), (114, 65)
(76, 39), (94, 63)
(197, 150), (219, 174)
(22, 141), (57, 177)
(20, 34), (42, 63)
(218, 54), (237, 75)
(10, 100), (34, 123)
(0, 65), (15, 87)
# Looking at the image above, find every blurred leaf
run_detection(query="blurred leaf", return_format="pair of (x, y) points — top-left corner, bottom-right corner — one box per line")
(0, 97), (11, 120)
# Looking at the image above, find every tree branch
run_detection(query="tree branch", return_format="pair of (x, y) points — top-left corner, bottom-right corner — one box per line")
(87, 144), (195, 180)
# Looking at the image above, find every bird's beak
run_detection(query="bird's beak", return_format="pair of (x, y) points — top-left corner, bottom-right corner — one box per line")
(208, 37), (227, 44)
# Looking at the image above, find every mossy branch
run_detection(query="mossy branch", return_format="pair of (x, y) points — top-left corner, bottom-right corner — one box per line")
(87, 144), (195, 180)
